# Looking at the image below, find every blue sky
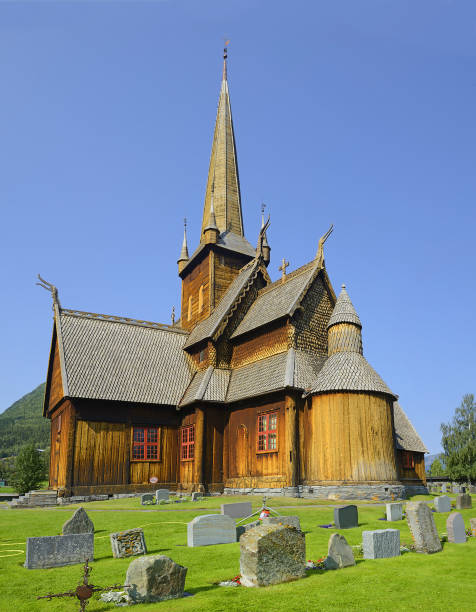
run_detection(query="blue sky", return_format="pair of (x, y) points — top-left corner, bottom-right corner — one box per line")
(1, 0), (475, 454)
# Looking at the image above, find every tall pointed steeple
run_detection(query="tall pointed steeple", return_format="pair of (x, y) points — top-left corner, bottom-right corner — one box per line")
(177, 220), (189, 274)
(200, 46), (244, 238)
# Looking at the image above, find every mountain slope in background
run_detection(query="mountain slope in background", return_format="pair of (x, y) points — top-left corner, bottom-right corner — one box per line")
(0, 383), (49, 457)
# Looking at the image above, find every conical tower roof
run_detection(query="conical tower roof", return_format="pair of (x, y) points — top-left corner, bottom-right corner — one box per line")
(327, 284), (362, 329)
(200, 50), (244, 238)
(177, 226), (189, 263)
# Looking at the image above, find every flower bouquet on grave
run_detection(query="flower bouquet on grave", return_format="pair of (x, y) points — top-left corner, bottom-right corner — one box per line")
(306, 558), (325, 570)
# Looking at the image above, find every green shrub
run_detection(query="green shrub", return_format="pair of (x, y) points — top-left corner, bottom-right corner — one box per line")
(11, 444), (46, 495)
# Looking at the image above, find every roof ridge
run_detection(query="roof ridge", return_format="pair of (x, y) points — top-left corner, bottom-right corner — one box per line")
(60, 309), (188, 334)
(258, 260), (315, 296)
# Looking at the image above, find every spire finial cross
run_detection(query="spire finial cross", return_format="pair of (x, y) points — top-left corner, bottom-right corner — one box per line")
(171, 306), (175, 325)
(183, 217), (187, 231)
(279, 258), (289, 283)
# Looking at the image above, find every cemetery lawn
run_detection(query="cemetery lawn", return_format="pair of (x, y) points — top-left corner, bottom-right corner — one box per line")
(1, 495), (475, 612)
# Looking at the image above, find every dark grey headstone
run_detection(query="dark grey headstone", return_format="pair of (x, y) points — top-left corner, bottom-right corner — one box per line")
(362, 529), (400, 559)
(446, 512), (466, 543)
(456, 493), (472, 510)
(334, 505), (358, 529)
(191, 492), (203, 501)
(25, 534), (94, 569)
(141, 494), (155, 505)
(62, 507), (94, 535)
(155, 489), (170, 502)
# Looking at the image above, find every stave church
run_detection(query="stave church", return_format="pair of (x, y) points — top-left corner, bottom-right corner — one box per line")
(42, 50), (428, 500)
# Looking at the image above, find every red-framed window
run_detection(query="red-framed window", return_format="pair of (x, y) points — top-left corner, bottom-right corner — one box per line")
(132, 426), (160, 461)
(181, 425), (195, 461)
(257, 412), (278, 453)
(402, 451), (415, 469)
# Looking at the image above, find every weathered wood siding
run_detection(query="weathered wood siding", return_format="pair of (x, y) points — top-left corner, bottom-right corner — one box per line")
(301, 393), (399, 484)
(49, 401), (74, 489)
(47, 332), (64, 413)
(231, 323), (290, 368)
(396, 450), (426, 484)
(179, 411), (196, 487)
(203, 406), (225, 491)
(224, 397), (288, 489)
(181, 254), (211, 330)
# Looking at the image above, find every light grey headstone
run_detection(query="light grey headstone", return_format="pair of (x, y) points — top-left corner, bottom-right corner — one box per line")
(141, 493), (155, 505)
(187, 514), (236, 547)
(221, 502), (252, 519)
(240, 524), (306, 587)
(261, 516), (301, 531)
(191, 492), (202, 501)
(362, 529), (400, 559)
(446, 512), (466, 544)
(155, 489), (170, 502)
(434, 496), (452, 513)
(406, 501), (442, 554)
(62, 507), (94, 535)
(25, 533), (94, 569)
(456, 493), (472, 510)
(324, 533), (355, 569)
(126, 555), (187, 603)
(441, 483), (448, 493)
(110, 528), (147, 558)
(452, 485), (461, 494)
(386, 503), (403, 522)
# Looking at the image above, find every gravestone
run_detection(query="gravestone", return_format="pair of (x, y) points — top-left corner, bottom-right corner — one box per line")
(25, 534), (94, 569)
(441, 483), (448, 493)
(469, 485), (476, 494)
(446, 512), (466, 544)
(221, 502), (252, 519)
(191, 492), (202, 501)
(456, 494), (472, 510)
(469, 518), (476, 537)
(236, 520), (260, 541)
(240, 524), (306, 587)
(110, 528), (147, 558)
(187, 514), (236, 547)
(62, 507), (94, 535)
(324, 533), (355, 569)
(386, 503), (403, 522)
(434, 496), (452, 513)
(334, 505), (358, 529)
(126, 555), (187, 603)
(362, 529), (400, 559)
(406, 501), (442, 554)
(141, 494), (155, 505)
(452, 485), (461, 494)
(261, 515), (301, 531)
(156, 489), (170, 502)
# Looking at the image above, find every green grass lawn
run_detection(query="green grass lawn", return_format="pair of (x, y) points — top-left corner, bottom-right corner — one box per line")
(1, 495), (475, 611)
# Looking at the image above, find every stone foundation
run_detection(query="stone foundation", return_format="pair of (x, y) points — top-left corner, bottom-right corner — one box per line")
(224, 483), (426, 501)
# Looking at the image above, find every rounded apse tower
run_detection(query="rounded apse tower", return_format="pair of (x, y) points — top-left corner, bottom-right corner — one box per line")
(304, 285), (401, 498)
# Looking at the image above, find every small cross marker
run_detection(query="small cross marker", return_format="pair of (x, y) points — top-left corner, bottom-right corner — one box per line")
(279, 258), (289, 283)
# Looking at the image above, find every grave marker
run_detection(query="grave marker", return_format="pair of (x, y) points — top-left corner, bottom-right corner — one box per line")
(434, 496), (452, 513)
(406, 502), (442, 554)
(456, 493), (472, 510)
(362, 529), (400, 559)
(187, 514), (236, 547)
(446, 512), (466, 543)
(334, 505), (358, 529)
(25, 534), (94, 569)
(386, 503), (403, 522)
(126, 555), (187, 603)
(62, 507), (94, 535)
(221, 502), (252, 519)
(110, 528), (147, 558)
(141, 493), (155, 505)
(155, 489), (170, 502)
(324, 533), (355, 569)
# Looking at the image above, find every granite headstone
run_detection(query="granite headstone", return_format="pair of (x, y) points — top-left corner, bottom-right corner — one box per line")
(25, 534), (94, 569)
(362, 529), (400, 559)
(126, 555), (187, 603)
(261, 516), (301, 531)
(62, 507), (94, 535)
(324, 533), (355, 569)
(434, 496), (452, 513)
(240, 524), (306, 587)
(446, 512), (466, 543)
(110, 528), (147, 558)
(141, 494), (155, 505)
(155, 489), (170, 502)
(406, 501), (442, 554)
(456, 493), (472, 510)
(386, 503), (403, 522)
(221, 502), (252, 519)
(187, 514), (236, 547)
(334, 505), (358, 529)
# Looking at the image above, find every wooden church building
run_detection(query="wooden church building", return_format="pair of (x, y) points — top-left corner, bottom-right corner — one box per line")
(43, 51), (428, 500)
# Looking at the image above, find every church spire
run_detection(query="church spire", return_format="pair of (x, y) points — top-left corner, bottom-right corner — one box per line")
(200, 44), (244, 239)
(177, 220), (189, 274)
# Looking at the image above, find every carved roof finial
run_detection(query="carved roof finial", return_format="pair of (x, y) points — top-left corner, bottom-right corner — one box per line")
(171, 306), (175, 325)
(36, 274), (61, 310)
(315, 224), (334, 267)
(223, 39), (230, 80)
(278, 258), (289, 283)
(178, 218), (189, 263)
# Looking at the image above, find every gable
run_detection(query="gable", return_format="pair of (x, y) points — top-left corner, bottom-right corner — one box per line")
(43, 323), (67, 416)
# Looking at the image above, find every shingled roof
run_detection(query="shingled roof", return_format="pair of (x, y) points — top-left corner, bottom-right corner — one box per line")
(327, 285), (361, 328)
(306, 351), (397, 399)
(392, 402), (428, 453)
(56, 310), (195, 406)
(231, 260), (321, 339)
(183, 258), (261, 349)
(181, 231), (256, 275)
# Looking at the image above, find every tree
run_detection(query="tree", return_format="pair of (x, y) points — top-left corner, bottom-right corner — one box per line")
(441, 394), (476, 482)
(11, 444), (46, 495)
(428, 457), (446, 477)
